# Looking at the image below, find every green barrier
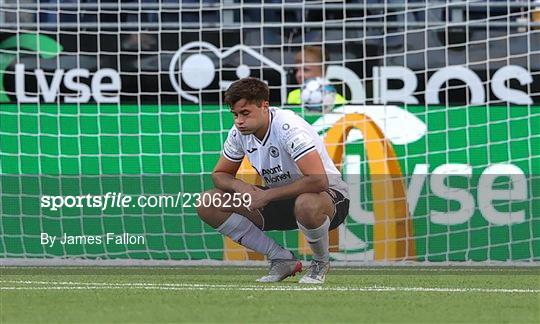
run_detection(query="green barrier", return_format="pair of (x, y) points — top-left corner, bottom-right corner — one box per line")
(0, 104), (538, 261)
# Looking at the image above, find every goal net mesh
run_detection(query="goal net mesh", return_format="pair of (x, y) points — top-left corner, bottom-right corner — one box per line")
(0, 0), (539, 263)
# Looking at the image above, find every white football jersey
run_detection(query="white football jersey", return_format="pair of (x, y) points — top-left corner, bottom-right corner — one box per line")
(222, 107), (349, 199)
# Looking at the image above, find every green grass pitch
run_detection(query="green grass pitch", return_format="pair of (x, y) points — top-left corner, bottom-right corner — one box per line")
(1, 266), (539, 323)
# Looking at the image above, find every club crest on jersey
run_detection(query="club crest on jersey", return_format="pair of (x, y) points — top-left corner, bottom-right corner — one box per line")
(282, 123), (290, 130)
(269, 146), (279, 158)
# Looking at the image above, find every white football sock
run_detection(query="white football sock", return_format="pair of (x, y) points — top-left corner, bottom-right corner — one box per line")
(297, 216), (330, 262)
(216, 213), (293, 260)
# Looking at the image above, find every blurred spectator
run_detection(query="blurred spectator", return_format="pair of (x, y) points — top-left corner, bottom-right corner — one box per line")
(287, 46), (346, 105)
(534, 0), (540, 29)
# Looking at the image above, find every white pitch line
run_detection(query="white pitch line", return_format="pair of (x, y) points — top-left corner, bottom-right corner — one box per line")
(1, 280), (539, 293)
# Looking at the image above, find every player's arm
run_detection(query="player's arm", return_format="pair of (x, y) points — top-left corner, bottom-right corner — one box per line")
(264, 150), (328, 202)
(247, 149), (328, 210)
(214, 127), (258, 193)
(212, 155), (259, 194)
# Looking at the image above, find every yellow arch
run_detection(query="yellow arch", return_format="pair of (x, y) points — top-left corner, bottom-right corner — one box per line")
(322, 113), (416, 261)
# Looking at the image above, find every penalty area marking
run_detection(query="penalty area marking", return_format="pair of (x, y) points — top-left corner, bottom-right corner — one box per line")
(1, 280), (539, 294)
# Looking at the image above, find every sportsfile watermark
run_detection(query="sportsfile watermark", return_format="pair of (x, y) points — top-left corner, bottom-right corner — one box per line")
(40, 192), (252, 211)
(41, 192), (179, 211)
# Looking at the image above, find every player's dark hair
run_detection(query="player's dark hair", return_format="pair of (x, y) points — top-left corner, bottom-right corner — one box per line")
(224, 77), (269, 107)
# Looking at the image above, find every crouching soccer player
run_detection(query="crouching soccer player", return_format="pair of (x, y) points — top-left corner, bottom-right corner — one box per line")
(196, 78), (349, 284)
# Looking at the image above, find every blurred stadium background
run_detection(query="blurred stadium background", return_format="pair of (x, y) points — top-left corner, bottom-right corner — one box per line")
(0, 0), (539, 265)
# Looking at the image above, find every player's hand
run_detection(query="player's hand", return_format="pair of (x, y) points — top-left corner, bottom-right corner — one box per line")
(246, 188), (270, 211)
(232, 180), (259, 195)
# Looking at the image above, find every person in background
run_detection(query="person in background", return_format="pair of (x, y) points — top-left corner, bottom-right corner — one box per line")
(287, 46), (346, 105)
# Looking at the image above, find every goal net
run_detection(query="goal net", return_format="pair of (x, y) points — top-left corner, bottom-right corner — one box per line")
(0, 0), (539, 264)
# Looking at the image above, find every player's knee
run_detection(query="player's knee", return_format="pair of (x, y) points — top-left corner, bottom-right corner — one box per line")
(294, 193), (323, 227)
(195, 188), (223, 221)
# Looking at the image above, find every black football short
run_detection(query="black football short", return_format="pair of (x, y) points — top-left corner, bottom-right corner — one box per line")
(258, 188), (349, 231)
